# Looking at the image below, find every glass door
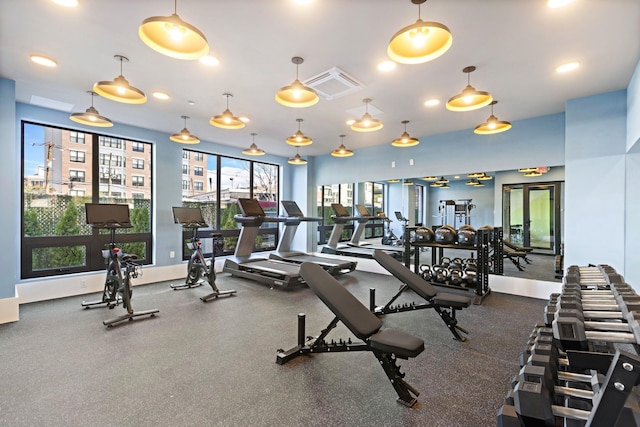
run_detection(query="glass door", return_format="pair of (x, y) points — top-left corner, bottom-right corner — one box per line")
(503, 182), (562, 254)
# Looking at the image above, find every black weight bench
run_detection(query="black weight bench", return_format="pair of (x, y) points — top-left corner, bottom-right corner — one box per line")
(504, 238), (533, 264)
(372, 249), (472, 342)
(276, 262), (424, 407)
(503, 245), (527, 271)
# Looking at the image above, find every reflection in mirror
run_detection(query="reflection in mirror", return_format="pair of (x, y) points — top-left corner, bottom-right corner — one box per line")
(336, 167), (565, 282)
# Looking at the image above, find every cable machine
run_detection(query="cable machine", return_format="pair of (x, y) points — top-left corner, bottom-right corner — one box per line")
(437, 199), (474, 227)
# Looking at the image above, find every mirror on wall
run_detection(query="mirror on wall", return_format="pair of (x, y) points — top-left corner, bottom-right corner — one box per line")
(332, 166), (565, 282)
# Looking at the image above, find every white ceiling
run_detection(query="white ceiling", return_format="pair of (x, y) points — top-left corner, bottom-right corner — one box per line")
(1, 0), (639, 158)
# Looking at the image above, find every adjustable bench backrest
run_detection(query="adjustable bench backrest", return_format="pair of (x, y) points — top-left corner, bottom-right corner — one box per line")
(300, 262), (382, 341)
(373, 249), (438, 300)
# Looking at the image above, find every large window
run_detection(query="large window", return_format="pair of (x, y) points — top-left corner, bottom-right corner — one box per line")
(21, 122), (153, 279)
(180, 149), (279, 258)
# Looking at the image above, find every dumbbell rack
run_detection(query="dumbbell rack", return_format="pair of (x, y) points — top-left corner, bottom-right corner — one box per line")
(407, 228), (498, 305)
(497, 264), (640, 426)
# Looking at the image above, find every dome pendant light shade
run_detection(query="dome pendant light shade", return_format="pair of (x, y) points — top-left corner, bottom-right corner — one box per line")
(474, 100), (512, 134)
(286, 118), (313, 146)
(210, 93), (245, 129)
(93, 55), (147, 104)
(288, 148), (307, 165)
(138, 0), (209, 60)
(331, 134), (354, 157)
(70, 91), (113, 127)
(242, 133), (265, 156)
(446, 66), (492, 112)
(170, 115), (200, 144)
(275, 57), (319, 108)
(387, 0), (452, 65)
(391, 120), (419, 147)
(351, 98), (383, 132)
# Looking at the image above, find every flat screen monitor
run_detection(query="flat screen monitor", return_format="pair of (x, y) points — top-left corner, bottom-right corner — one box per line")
(356, 204), (371, 216)
(281, 200), (304, 217)
(238, 198), (265, 217)
(172, 207), (208, 227)
(331, 203), (350, 217)
(85, 203), (132, 228)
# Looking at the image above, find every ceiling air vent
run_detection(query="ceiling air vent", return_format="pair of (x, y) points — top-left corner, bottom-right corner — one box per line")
(303, 66), (363, 100)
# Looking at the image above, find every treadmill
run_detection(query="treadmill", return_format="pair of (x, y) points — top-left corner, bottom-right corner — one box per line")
(222, 198), (304, 289)
(269, 200), (357, 275)
(348, 204), (407, 258)
(321, 203), (380, 259)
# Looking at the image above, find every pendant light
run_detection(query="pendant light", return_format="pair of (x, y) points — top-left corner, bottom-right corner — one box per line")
(69, 91), (113, 127)
(275, 57), (319, 108)
(465, 179), (478, 186)
(138, 0), (209, 60)
(387, 0), (452, 65)
(477, 173), (492, 181)
(436, 176), (448, 184)
(242, 133), (265, 156)
(446, 66), (492, 112)
(474, 101), (512, 134)
(331, 135), (354, 157)
(210, 93), (245, 129)
(170, 115), (200, 144)
(423, 176), (438, 181)
(391, 120), (419, 147)
(286, 119), (313, 146)
(524, 171), (542, 177)
(288, 148), (307, 165)
(518, 167), (537, 173)
(93, 55), (147, 104)
(351, 98), (383, 132)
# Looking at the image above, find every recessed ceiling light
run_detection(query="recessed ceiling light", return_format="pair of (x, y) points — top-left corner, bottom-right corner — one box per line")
(377, 60), (396, 72)
(346, 119), (356, 126)
(547, 0), (573, 8)
(424, 98), (440, 107)
(555, 61), (580, 73)
(30, 54), (57, 67)
(52, 0), (78, 6)
(199, 55), (220, 66)
(188, 100), (195, 106)
(454, 176), (460, 179)
(239, 116), (250, 123)
(152, 91), (170, 100)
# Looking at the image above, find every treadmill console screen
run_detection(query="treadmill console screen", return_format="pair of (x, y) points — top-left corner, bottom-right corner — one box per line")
(356, 204), (371, 216)
(238, 198), (266, 217)
(281, 200), (304, 217)
(85, 203), (132, 228)
(331, 203), (350, 217)
(172, 206), (207, 226)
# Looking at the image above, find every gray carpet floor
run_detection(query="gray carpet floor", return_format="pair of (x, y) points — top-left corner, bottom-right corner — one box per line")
(0, 270), (547, 427)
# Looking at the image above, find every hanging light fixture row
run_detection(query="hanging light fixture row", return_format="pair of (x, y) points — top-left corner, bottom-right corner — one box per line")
(69, 91), (113, 127)
(387, 0), (453, 65)
(351, 98), (383, 132)
(446, 66), (492, 112)
(138, 0), (209, 60)
(331, 135), (354, 157)
(275, 57), (319, 108)
(474, 101), (512, 134)
(170, 115), (200, 144)
(242, 133), (265, 156)
(391, 120), (419, 147)
(210, 93), (245, 129)
(286, 118), (313, 146)
(93, 55), (147, 104)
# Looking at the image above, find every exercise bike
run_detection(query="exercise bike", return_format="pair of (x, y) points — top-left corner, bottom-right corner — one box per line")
(82, 203), (159, 327)
(172, 206), (236, 302)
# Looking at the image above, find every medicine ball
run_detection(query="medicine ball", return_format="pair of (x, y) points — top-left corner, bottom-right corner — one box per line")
(414, 226), (435, 243)
(478, 225), (494, 241)
(435, 226), (458, 244)
(458, 226), (477, 246)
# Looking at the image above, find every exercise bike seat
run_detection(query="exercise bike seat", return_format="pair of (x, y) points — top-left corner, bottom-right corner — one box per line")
(373, 250), (471, 310)
(122, 254), (138, 261)
(300, 262), (424, 359)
